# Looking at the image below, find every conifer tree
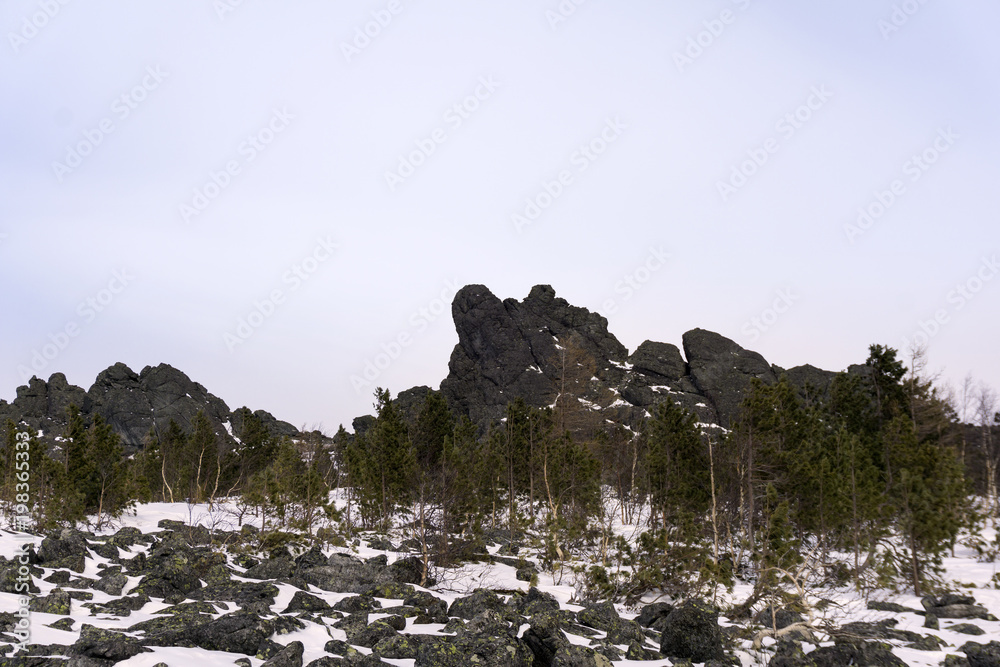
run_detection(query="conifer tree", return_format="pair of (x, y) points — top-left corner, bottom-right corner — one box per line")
(345, 388), (415, 531)
(87, 415), (130, 528)
(645, 398), (710, 529)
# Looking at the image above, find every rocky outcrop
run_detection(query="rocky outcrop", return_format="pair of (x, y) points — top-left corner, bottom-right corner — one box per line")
(441, 284), (628, 426)
(435, 285), (840, 432)
(0, 363), (299, 452)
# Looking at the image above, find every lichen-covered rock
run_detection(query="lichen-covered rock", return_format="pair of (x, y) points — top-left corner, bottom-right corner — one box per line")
(448, 589), (506, 620)
(131, 543), (205, 599)
(107, 526), (145, 549)
(90, 541), (120, 561)
(838, 619), (923, 643)
(139, 610), (304, 657)
(71, 623), (149, 662)
(386, 556), (424, 585)
(961, 639), (1000, 667)
(636, 602), (673, 631)
(780, 639), (906, 667)
(551, 644), (613, 667)
(404, 591), (448, 617)
(414, 632), (533, 667)
(283, 591), (332, 614)
(190, 580), (279, 609)
(0, 564), (40, 594)
(366, 581), (416, 600)
(300, 553), (380, 594)
(37, 530), (90, 573)
(84, 593), (149, 617)
(262, 640), (304, 667)
(523, 612), (569, 667)
(625, 642), (663, 660)
(754, 606), (803, 630)
(28, 588), (71, 615)
(510, 587), (560, 617)
(349, 619), (400, 648)
(867, 600), (918, 614)
(92, 572), (128, 597)
(575, 602), (642, 645)
(333, 594), (379, 614)
(659, 599), (725, 663)
(323, 639), (364, 660)
(245, 557), (297, 581)
(462, 610), (510, 638)
(374, 633), (422, 659)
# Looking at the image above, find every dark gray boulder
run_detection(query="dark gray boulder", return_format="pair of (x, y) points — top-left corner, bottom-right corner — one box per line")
(551, 645), (613, 667)
(282, 591), (332, 614)
(754, 606), (803, 630)
(963, 640), (1000, 667)
(577, 602), (644, 644)
(659, 599), (725, 663)
(809, 639), (906, 666)
(262, 641), (304, 667)
(523, 611), (570, 667)
(37, 530), (90, 573)
(71, 624), (149, 663)
(448, 588), (506, 620)
(636, 601), (673, 631)
(28, 588), (71, 615)
(92, 572), (128, 597)
(414, 632), (533, 667)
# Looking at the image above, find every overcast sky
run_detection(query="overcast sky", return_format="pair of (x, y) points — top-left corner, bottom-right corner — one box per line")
(2, 0), (997, 432)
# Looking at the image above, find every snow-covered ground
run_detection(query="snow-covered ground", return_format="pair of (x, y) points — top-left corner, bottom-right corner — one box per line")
(1, 500), (998, 665)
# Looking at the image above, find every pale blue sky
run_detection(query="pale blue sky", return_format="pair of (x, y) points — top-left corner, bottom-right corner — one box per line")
(2, 1), (997, 432)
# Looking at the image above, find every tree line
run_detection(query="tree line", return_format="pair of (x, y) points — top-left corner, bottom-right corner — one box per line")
(1, 343), (997, 599)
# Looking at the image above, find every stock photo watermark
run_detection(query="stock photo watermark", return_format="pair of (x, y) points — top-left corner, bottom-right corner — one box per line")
(673, 0), (752, 73)
(16, 269), (134, 382)
(340, 0), (408, 63)
(844, 126), (957, 243)
(900, 254), (998, 351)
(51, 66), (169, 183)
(878, 0), (931, 39)
(179, 108), (293, 223)
(512, 116), (626, 233)
(384, 76), (500, 192)
(545, 0), (589, 30)
(594, 246), (670, 319)
(8, 0), (71, 53)
(716, 85), (833, 202)
(741, 288), (798, 343)
(12, 429), (32, 650)
(224, 236), (338, 352)
(351, 279), (460, 393)
(214, 0), (250, 21)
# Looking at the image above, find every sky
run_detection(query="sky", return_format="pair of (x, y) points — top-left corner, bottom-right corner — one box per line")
(1, 0), (997, 433)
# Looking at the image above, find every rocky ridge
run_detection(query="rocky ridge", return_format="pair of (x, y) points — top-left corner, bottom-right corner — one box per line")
(0, 363), (298, 453)
(2, 284), (860, 448)
(437, 284), (848, 432)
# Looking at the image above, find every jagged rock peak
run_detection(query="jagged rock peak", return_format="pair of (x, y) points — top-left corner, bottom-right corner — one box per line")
(442, 284), (628, 426)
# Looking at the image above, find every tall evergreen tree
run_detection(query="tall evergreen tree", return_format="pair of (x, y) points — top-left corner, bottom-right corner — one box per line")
(87, 415), (130, 527)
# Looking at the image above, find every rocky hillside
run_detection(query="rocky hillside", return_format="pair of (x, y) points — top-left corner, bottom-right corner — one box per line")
(0, 363), (298, 453)
(3, 505), (998, 666)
